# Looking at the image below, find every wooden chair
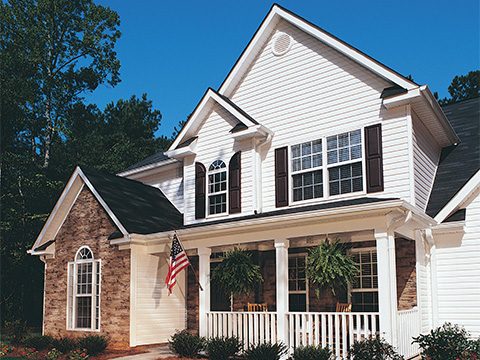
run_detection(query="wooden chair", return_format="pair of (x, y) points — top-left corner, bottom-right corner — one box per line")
(336, 302), (352, 312)
(247, 302), (268, 312)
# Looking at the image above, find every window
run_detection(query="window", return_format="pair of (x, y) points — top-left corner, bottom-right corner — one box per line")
(208, 160), (227, 215)
(327, 129), (363, 196)
(288, 255), (307, 311)
(291, 140), (323, 201)
(350, 249), (378, 312)
(290, 129), (364, 202)
(67, 246), (101, 331)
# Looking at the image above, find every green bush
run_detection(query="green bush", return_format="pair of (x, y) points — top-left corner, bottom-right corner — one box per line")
(169, 330), (204, 357)
(78, 335), (108, 355)
(205, 336), (242, 360)
(23, 335), (54, 350)
(46, 348), (62, 360)
(51, 337), (78, 353)
(413, 323), (479, 360)
(3, 320), (28, 344)
(349, 336), (403, 360)
(244, 342), (288, 360)
(293, 344), (332, 360)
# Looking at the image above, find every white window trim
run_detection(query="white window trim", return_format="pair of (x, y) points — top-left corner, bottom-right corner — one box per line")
(288, 126), (367, 206)
(206, 160), (228, 217)
(288, 253), (309, 312)
(66, 246), (101, 332)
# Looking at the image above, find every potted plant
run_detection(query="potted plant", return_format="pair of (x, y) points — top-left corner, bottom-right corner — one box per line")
(211, 248), (263, 311)
(306, 239), (358, 297)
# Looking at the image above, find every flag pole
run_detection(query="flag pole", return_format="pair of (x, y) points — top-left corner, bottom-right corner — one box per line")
(175, 231), (204, 292)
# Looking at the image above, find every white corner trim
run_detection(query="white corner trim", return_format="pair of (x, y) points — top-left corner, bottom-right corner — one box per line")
(169, 88), (257, 151)
(434, 170), (480, 223)
(219, 4), (417, 97)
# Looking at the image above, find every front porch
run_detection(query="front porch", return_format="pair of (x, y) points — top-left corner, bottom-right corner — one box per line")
(178, 207), (427, 359)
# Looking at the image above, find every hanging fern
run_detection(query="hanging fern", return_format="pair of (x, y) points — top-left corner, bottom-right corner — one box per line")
(306, 240), (358, 296)
(211, 248), (263, 311)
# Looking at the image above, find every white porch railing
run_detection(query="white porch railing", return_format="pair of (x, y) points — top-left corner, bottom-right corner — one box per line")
(397, 307), (420, 359)
(206, 311), (278, 351)
(287, 312), (379, 358)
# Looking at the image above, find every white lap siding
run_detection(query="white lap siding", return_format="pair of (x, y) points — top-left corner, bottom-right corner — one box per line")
(434, 191), (480, 337)
(412, 112), (441, 211)
(130, 247), (186, 346)
(229, 20), (412, 211)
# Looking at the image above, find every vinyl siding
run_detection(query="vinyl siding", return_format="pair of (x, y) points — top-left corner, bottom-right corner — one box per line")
(131, 248), (186, 346)
(228, 20), (411, 211)
(412, 112), (441, 210)
(183, 104), (254, 225)
(434, 191), (480, 337)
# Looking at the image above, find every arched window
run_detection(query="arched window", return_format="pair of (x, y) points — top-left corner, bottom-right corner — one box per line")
(67, 246), (101, 331)
(208, 160), (227, 215)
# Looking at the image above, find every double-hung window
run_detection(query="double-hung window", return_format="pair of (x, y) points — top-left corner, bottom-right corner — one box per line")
(350, 248), (378, 312)
(291, 140), (323, 201)
(288, 255), (308, 312)
(67, 246), (101, 331)
(290, 128), (364, 202)
(208, 160), (227, 215)
(327, 129), (363, 196)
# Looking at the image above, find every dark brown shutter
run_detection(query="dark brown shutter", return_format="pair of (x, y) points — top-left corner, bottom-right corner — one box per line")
(229, 152), (241, 214)
(275, 147), (289, 207)
(365, 124), (384, 193)
(195, 162), (206, 219)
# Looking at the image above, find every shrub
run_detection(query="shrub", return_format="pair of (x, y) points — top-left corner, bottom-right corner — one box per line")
(244, 342), (288, 360)
(68, 349), (90, 360)
(205, 336), (242, 360)
(52, 337), (78, 353)
(293, 344), (332, 360)
(46, 348), (62, 360)
(0, 342), (13, 356)
(78, 335), (108, 355)
(3, 320), (28, 344)
(23, 335), (54, 350)
(169, 330), (204, 357)
(413, 323), (476, 360)
(349, 336), (403, 360)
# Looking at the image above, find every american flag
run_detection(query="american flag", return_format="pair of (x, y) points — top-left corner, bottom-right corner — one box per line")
(165, 234), (190, 295)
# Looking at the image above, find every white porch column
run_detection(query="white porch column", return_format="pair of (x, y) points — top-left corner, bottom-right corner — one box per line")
(198, 247), (211, 338)
(375, 229), (398, 346)
(275, 238), (289, 349)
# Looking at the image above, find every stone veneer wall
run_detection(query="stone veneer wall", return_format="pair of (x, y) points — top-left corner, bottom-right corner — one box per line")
(43, 188), (130, 348)
(186, 238), (417, 333)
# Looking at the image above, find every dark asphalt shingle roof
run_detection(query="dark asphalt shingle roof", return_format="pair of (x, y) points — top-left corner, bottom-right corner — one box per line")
(426, 97), (480, 218)
(123, 151), (173, 172)
(81, 167), (183, 235)
(182, 197), (397, 229)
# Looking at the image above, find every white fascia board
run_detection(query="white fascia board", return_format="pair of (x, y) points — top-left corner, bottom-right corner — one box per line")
(219, 5), (417, 96)
(169, 89), (257, 151)
(30, 167), (83, 253)
(231, 124), (273, 141)
(435, 170), (480, 223)
(117, 159), (178, 177)
(164, 138), (198, 159)
(77, 168), (129, 237)
(383, 88), (421, 109)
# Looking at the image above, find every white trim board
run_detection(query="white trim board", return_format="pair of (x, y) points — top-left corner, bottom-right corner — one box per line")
(30, 166), (129, 254)
(434, 170), (480, 223)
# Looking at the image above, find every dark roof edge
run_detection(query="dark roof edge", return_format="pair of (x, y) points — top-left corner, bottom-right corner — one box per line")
(34, 239), (55, 252)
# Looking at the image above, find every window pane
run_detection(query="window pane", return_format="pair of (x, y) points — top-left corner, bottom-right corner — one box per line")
(338, 133), (349, 147)
(208, 194), (227, 214)
(327, 150), (337, 164)
(302, 142), (311, 155)
(292, 145), (300, 158)
(351, 145), (362, 159)
(312, 154), (322, 167)
(304, 186), (313, 200)
(329, 162), (362, 195)
(302, 156), (312, 170)
(76, 297), (92, 329)
(339, 147), (350, 162)
(330, 181), (340, 196)
(327, 135), (337, 150)
(292, 171), (323, 202)
(292, 158), (301, 172)
(350, 129), (361, 144)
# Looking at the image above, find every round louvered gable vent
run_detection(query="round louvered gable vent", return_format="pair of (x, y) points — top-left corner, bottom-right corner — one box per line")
(271, 32), (292, 56)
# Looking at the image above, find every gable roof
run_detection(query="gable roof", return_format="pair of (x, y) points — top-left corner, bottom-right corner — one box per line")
(168, 88), (261, 151)
(426, 97), (480, 219)
(30, 166), (183, 253)
(218, 4), (418, 97)
(123, 151), (172, 172)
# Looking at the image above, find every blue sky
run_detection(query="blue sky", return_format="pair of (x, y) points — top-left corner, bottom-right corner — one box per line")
(89, 0), (479, 138)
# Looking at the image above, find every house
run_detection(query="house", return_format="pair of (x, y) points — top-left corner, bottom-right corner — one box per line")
(29, 4), (479, 358)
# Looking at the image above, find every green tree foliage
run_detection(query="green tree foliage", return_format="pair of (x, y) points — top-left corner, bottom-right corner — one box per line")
(0, 0), (176, 327)
(211, 248), (263, 311)
(437, 70), (479, 105)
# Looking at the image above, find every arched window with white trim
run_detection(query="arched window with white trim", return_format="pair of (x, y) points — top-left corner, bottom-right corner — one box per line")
(208, 160), (227, 215)
(67, 246), (101, 331)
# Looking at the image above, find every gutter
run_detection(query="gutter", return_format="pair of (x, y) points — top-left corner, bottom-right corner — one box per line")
(117, 159), (178, 177)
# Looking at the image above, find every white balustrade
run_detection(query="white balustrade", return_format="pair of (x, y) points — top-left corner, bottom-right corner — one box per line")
(397, 307), (420, 359)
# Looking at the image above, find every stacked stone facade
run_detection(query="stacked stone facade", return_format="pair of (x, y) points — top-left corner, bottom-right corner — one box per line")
(43, 188), (130, 348)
